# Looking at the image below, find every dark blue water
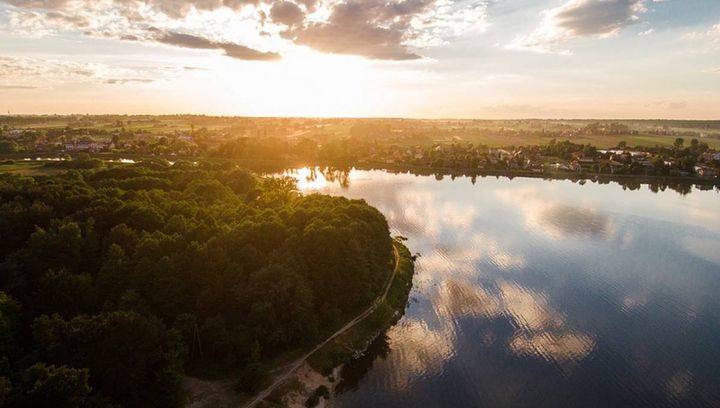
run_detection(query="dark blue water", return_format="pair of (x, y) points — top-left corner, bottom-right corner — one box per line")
(290, 168), (720, 408)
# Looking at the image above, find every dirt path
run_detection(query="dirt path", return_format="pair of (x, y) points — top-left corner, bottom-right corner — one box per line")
(242, 242), (401, 408)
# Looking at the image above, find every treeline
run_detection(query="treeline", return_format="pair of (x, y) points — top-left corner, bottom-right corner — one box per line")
(0, 160), (393, 407)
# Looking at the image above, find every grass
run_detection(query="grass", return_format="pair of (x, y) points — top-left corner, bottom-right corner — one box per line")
(0, 160), (66, 176)
(412, 132), (720, 149)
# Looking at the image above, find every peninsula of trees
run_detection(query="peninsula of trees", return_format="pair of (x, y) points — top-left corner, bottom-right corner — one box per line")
(0, 160), (395, 407)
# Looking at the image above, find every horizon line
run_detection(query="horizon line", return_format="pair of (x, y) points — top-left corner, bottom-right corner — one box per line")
(2, 114), (720, 122)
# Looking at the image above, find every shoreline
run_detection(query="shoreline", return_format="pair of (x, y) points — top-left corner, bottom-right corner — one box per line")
(277, 239), (416, 408)
(220, 239), (415, 408)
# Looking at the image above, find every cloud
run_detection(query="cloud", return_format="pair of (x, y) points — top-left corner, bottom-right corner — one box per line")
(0, 85), (38, 89)
(270, 0), (304, 26)
(682, 21), (720, 44)
(3, 0), (71, 9)
(103, 78), (155, 84)
(285, 0), (434, 60)
(5, 3), (280, 61)
(0, 0), (488, 61)
(0, 56), (95, 79)
(0, 55), (188, 86)
(507, 0), (650, 54)
(152, 30), (281, 60)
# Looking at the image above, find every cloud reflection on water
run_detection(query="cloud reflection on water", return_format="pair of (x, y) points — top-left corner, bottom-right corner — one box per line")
(683, 236), (720, 265)
(381, 318), (455, 391)
(436, 278), (595, 369)
(496, 186), (619, 241)
(418, 233), (526, 280)
(286, 168), (720, 407)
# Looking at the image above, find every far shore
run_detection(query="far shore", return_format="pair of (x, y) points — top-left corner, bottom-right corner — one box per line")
(2, 153), (717, 190)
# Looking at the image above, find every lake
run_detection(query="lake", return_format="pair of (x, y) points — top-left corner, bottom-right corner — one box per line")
(287, 167), (720, 408)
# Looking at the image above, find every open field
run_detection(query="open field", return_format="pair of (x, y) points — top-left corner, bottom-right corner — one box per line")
(0, 160), (68, 176)
(428, 132), (720, 149)
(3, 116), (720, 147)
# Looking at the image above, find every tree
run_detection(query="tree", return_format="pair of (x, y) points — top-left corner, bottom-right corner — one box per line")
(582, 145), (597, 158)
(34, 270), (96, 318)
(0, 140), (20, 153)
(0, 164), (394, 407)
(33, 311), (182, 407)
(0, 292), (22, 364)
(19, 363), (91, 408)
(674, 137), (684, 149)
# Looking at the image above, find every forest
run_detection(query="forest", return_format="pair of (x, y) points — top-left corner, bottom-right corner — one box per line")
(0, 159), (394, 407)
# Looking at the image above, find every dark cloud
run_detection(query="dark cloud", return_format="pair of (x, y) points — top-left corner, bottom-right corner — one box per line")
(270, 1), (304, 26)
(221, 41), (280, 60)
(509, 0), (648, 53)
(554, 0), (644, 36)
(288, 0), (433, 60)
(153, 30), (281, 60)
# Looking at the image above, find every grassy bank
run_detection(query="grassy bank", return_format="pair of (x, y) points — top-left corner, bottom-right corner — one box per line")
(308, 239), (416, 375)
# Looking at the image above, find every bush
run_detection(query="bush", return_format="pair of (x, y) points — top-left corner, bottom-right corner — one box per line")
(305, 385), (330, 407)
(234, 362), (267, 394)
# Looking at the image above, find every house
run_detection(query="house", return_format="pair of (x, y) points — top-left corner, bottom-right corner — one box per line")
(545, 163), (573, 172)
(572, 157), (597, 172)
(607, 160), (625, 174)
(64, 141), (113, 152)
(2, 129), (23, 139)
(694, 165), (718, 178)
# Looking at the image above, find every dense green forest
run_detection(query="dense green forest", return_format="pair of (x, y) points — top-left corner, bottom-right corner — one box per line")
(0, 160), (393, 407)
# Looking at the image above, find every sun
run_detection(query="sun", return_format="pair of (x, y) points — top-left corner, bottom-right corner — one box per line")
(186, 47), (373, 117)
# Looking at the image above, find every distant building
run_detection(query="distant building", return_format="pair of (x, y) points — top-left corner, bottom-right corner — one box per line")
(572, 157), (597, 172)
(694, 165), (718, 178)
(63, 141), (113, 152)
(2, 129), (23, 139)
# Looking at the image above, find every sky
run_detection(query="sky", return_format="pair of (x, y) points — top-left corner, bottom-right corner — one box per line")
(0, 0), (719, 119)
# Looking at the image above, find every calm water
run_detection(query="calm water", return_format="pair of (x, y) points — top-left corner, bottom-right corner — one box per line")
(289, 168), (720, 408)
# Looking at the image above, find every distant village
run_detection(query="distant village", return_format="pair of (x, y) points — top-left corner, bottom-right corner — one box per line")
(364, 141), (720, 179)
(1, 117), (719, 181)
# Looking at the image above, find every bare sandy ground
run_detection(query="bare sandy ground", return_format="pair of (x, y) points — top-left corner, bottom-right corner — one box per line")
(284, 363), (339, 408)
(184, 377), (241, 408)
